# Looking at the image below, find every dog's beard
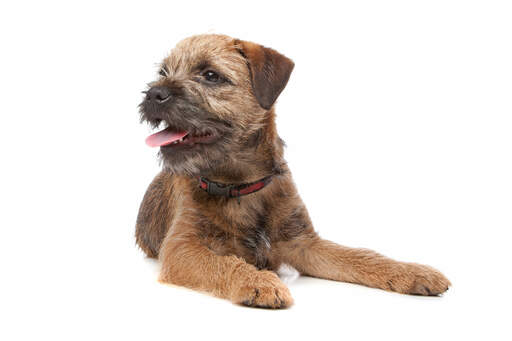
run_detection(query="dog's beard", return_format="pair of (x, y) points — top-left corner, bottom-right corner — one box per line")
(158, 133), (233, 176)
(140, 98), (235, 176)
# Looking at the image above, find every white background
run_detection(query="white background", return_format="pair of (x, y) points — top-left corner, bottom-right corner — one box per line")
(1, 1), (511, 340)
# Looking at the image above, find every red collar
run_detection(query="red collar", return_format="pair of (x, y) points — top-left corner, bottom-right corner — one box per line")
(198, 175), (273, 198)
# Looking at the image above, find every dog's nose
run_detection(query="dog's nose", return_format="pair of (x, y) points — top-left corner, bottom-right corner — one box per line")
(146, 86), (172, 104)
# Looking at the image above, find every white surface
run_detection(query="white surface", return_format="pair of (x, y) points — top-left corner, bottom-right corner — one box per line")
(1, 1), (511, 340)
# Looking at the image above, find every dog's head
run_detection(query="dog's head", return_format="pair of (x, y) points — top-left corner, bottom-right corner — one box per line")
(139, 34), (294, 176)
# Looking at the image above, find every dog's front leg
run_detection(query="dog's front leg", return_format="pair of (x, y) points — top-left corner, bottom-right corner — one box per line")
(283, 237), (450, 296)
(158, 228), (293, 309)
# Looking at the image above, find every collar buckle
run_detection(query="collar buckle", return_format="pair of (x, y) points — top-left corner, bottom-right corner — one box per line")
(200, 177), (233, 197)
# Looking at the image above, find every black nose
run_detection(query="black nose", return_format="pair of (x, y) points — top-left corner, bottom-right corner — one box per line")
(146, 86), (172, 103)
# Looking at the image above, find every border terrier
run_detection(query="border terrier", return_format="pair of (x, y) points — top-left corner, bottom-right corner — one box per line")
(136, 34), (450, 308)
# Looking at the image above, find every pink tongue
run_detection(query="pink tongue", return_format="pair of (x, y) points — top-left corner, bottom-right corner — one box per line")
(145, 127), (188, 147)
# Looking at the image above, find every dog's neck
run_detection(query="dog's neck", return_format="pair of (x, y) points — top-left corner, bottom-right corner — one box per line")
(199, 109), (286, 184)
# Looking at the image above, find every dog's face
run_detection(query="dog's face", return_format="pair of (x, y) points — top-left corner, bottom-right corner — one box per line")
(139, 34), (294, 176)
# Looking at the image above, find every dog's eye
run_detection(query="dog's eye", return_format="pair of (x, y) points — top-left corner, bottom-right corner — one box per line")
(159, 68), (168, 77)
(203, 70), (221, 83)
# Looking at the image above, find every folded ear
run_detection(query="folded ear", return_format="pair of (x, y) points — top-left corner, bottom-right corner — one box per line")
(235, 39), (294, 110)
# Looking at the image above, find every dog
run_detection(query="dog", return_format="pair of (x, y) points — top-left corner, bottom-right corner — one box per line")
(136, 34), (450, 308)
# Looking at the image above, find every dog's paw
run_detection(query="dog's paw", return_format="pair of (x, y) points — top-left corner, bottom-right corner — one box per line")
(387, 263), (451, 296)
(232, 270), (294, 309)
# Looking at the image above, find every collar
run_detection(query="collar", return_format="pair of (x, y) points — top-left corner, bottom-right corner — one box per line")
(198, 175), (273, 198)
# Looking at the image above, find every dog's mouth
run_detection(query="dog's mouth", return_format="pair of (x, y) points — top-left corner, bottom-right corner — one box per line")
(145, 123), (218, 149)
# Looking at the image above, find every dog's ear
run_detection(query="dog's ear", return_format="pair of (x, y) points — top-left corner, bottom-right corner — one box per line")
(235, 39), (294, 110)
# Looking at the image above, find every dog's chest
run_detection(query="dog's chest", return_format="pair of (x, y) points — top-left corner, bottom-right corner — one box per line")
(198, 203), (277, 270)
(236, 222), (273, 269)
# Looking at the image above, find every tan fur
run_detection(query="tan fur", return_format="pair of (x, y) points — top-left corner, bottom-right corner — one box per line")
(136, 34), (450, 309)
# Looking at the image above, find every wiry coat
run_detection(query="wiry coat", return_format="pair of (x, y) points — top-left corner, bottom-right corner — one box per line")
(136, 34), (450, 308)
